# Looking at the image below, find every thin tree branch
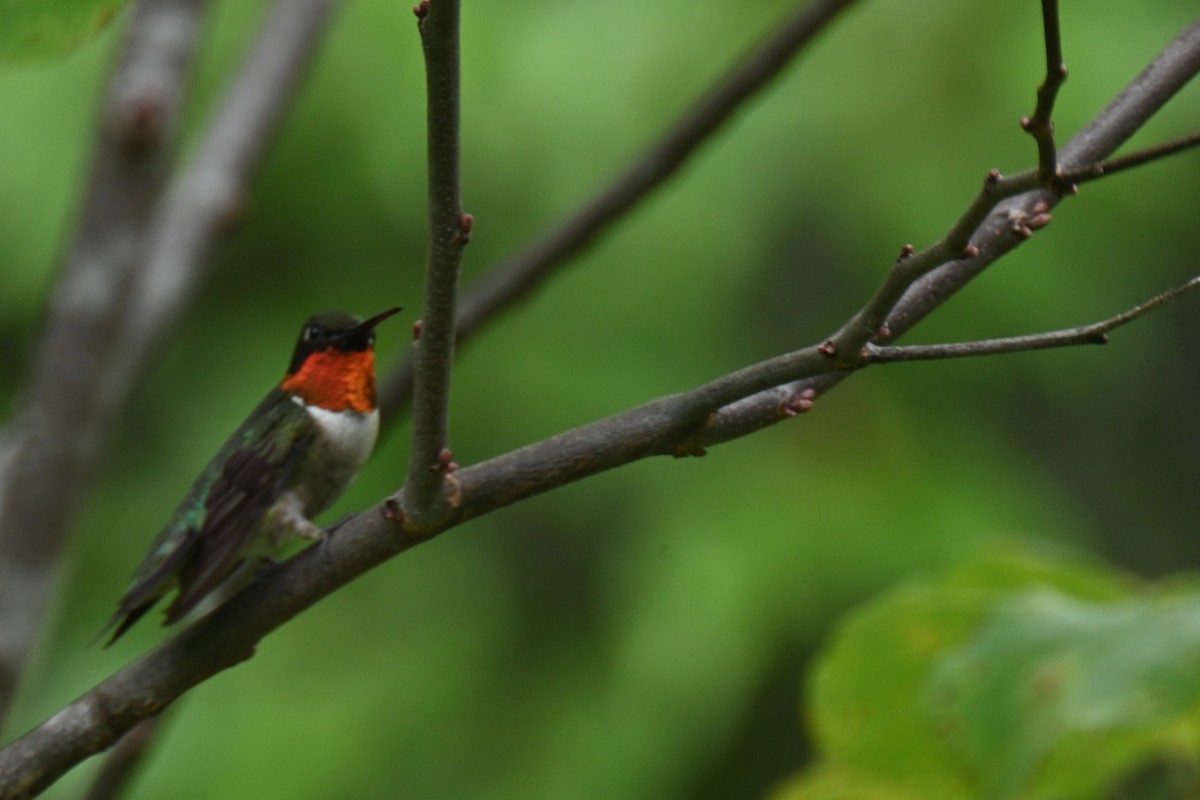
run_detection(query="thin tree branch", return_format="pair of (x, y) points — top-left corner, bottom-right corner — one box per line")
(403, 0), (467, 527)
(0, 0), (209, 731)
(1065, 129), (1200, 185)
(378, 0), (863, 416)
(865, 275), (1200, 363)
(817, 2), (1074, 369)
(1021, 0), (1069, 189)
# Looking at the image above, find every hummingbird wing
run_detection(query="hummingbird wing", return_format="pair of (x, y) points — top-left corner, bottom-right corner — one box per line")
(105, 389), (316, 643)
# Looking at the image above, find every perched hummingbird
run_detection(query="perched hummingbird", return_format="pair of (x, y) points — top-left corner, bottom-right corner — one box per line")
(103, 307), (402, 644)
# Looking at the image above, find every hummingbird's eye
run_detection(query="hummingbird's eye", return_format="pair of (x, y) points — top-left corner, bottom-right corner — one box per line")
(304, 324), (323, 343)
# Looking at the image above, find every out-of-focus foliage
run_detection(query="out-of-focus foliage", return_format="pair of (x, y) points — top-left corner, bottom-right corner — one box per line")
(0, 1), (1198, 799)
(0, 0), (127, 62)
(777, 546), (1200, 799)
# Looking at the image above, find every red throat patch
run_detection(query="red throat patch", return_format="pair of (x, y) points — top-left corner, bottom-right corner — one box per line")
(280, 348), (378, 413)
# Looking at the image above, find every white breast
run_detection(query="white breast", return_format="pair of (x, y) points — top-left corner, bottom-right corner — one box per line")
(287, 396), (380, 517)
(299, 401), (380, 469)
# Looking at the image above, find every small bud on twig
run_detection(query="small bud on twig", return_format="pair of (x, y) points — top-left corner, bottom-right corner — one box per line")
(437, 448), (459, 474)
(456, 213), (474, 245)
(383, 497), (406, 525)
(781, 387), (817, 417)
(120, 94), (165, 152)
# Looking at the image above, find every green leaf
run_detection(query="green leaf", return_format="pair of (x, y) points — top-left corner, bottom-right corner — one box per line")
(806, 579), (984, 797)
(0, 0), (127, 63)
(787, 544), (1200, 799)
(930, 587), (1200, 798)
(768, 765), (931, 800)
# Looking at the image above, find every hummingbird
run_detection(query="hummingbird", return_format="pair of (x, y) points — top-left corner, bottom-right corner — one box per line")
(103, 307), (402, 644)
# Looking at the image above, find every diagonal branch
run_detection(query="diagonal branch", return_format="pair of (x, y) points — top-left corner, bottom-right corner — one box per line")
(403, 0), (468, 526)
(865, 275), (1200, 363)
(1064, 129), (1200, 185)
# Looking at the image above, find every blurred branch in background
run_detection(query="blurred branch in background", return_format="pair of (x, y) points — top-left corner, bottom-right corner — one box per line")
(3, 7), (1200, 797)
(79, 717), (162, 800)
(116, 0), (338, 367)
(0, 0), (209, 729)
(0, 0), (337, 736)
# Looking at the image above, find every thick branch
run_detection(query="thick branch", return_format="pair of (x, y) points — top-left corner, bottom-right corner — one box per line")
(404, 0), (467, 526)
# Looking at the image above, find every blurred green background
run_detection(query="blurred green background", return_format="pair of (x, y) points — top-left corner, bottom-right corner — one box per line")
(1, 1), (1199, 797)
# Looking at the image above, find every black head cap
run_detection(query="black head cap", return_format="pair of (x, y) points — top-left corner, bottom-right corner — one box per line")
(287, 307), (402, 374)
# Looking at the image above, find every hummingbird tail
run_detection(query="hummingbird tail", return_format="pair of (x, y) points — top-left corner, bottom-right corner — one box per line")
(100, 603), (155, 648)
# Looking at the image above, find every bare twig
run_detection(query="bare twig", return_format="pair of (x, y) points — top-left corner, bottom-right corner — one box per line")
(1065, 129), (1200, 185)
(821, 1), (1071, 370)
(0, 0), (209, 731)
(378, 0), (863, 416)
(865, 275), (1200, 363)
(816, 180), (1051, 379)
(1021, 0), (1069, 189)
(403, 0), (467, 527)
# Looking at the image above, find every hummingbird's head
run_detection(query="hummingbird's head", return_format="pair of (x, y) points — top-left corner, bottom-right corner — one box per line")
(280, 307), (402, 413)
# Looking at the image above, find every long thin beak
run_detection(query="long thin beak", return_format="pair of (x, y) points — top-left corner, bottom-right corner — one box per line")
(356, 307), (403, 332)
